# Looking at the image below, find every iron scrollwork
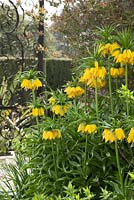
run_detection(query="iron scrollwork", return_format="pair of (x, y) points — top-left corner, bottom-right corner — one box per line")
(0, 0), (42, 153)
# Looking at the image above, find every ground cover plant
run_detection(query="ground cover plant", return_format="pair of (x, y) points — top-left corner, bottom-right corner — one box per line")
(1, 26), (134, 200)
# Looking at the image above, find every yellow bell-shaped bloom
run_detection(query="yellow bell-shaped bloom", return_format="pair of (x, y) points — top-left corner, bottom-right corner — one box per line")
(21, 79), (32, 89)
(84, 124), (97, 134)
(32, 107), (44, 116)
(77, 123), (86, 133)
(110, 68), (119, 78)
(103, 129), (115, 143)
(52, 105), (67, 116)
(32, 79), (42, 90)
(64, 86), (85, 98)
(127, 128), (134, 143)
(48, 97), (56, 105)
(118, 67), (125, 77)
(42, 129), (62, 140)
(114, 128), (125, 141)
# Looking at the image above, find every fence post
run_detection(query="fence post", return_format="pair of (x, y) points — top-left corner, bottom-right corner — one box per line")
(37, 0), (45, 94)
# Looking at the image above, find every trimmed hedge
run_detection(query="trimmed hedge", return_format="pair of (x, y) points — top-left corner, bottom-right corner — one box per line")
(0, 57), (72, 88)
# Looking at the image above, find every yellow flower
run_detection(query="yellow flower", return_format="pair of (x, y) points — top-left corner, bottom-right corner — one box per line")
(110, 68), (119, 78)
(96, 79), (106, 88)
(111, 49), (120, 59)
(52, 105), (67, 116)
(87, 78), (106, 88)
(98, 43), (120, 57)
(110, 67), (125, 78)
(103, 129), (115, 143)
(84, 124), (97, 134)
(127, 128), (134, 143)
(32, 107), (44, 116)
(64, 86), (85, 98)
(78, 123), (97, 134)
(118, 67), (125, 77)
(86, 78), (95, 88)
(38, 107), (45, 116)
(98, 43), (111, 56)
(79, 68), (91, 84)
(48, 97), (56, 105)
(52, 105), (60, 115)
(77, 123), (86, 133)
(110, 43), (120, 57)
(64, 87), (75, 98)
(32, 108), (38, 116)
(5, 109), (11, 116)
(42, 131), (55, 140)
(79, 62), (106, 89)
(115, 49), (133, 65)
(114, 128), (125, 141)
(21, 79), (32, 89)
(129, 51), (134, 65)
(21, 79), (42, 90)
(42, 129), (62, 140)
(98, 67), (107, 79)
(75, 86), (85, 96)
(31, 79), (42, 90)
(55, 129), (62, 138)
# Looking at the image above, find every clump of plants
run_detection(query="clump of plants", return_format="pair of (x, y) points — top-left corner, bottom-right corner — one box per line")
(1, 26), (134, 200)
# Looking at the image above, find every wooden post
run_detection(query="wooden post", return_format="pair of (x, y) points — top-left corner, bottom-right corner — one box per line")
(37, 0), (45, 94)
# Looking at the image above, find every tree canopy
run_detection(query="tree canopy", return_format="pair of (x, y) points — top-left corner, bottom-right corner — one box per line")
(47, 0), (134, 58)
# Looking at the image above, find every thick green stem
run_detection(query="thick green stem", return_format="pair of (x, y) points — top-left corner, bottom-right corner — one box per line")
(56, 140), (59, 169)
(108, 58), (114, 116)
(84, 134), (88, 178)
(52, 141), (57, 176)
(115, 141), (124, 196)
(32, 89), (36, 104)
(125, 64), (129, 116)
(115, 78), (118, 98)
(84, 85), (87, 113)
(125, 64), (128, 88)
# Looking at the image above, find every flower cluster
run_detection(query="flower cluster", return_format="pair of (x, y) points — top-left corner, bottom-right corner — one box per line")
(77, 123), (97, 134)
(32, 107), (44, 116)
(98, 42), (120, 57)
(79, 61), (107, 88)
(103, 128), (134, 143)
(115, 49), (134, 65)
(52, 104), (68, 116)
(110, 67), (125, 78)
(103, 128), (125, 143)
(64, 86), (85, 98)
(42, 129), (62, 140)
(48, 97), (56, 105)
(21, 79), (42, 90)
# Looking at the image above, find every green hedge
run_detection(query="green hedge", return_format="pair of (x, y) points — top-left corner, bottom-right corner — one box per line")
(45, 58), (72, 89)
(0, 57), (72, 89)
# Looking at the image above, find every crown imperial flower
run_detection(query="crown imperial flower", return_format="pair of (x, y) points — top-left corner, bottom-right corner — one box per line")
(77, 123), (97, 134)
(52, 105), (68, 116)
(48, 97), (56, 105)
(127, 128), (134, 143)
(42, 129), (62, 140)
(21, 79), (42, 90)
(103, 129), (115, 143)
(114, 128), (125, 141)
(32, 107), (44, 116)
(64, 86), (85, 98)
(79, 61), (106, 89)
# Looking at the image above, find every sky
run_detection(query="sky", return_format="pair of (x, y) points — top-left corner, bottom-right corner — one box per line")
(1, 0), (63, 14)
(0, 0), (63, 25)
